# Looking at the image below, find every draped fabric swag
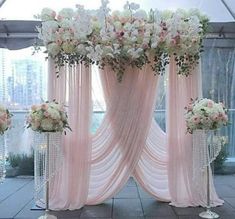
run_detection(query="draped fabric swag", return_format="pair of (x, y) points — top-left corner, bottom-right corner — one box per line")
(47, 58), (223, 210)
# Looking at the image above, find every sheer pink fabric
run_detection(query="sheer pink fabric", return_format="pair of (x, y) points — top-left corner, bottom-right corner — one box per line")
(48, 60), (92, 209)
(134, 120), (170, 201)
(166, 58), (223, 207)
(87, 64), (159, 204)
(47, 58), (223, 210)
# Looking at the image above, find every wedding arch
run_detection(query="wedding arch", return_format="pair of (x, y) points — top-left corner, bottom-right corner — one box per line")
(38, 1), (223, 210)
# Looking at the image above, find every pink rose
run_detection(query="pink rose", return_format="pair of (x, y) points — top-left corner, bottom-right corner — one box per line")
(207, 101), (213, 108)
(69, 28), (74, 34)
(35, 121), (40, 128)
(56, 39), (62, 45)
(212, 115), (219, 121)
(31, 105), (37, 111)
(142, 43), (149, 49)
(191, 38), (197, 43)
(0, 114), (6, 120)
(44, 111), (50, 117)
(41, 103), (48, 110)
(193, 116), (200, 124)
(51, 11), (56, 18)
(223, 114), (228, 122)
(58, 28), (64, 34)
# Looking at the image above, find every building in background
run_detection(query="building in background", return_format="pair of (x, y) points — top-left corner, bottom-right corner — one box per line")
(10, 59), (45, 109)
(0, 49), (6, 103)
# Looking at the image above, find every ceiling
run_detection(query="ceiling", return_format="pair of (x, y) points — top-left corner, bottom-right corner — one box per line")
(0, 0), (234, 50)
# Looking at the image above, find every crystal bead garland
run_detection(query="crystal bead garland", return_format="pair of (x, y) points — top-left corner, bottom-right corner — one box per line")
(193, 129), (222, 218)
(193, 130), (222, 184)
(33, 132), (63, 208)
(0, 135), (5, 183)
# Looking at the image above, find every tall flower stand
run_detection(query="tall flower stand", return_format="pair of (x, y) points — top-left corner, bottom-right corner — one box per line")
(33, 132), (63, 219)
(193, 130), (222, 219)
(0, 135), (6, 183)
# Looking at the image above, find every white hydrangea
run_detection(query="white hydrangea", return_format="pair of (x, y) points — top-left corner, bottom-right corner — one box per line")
(41, 8), (56, 21)
(41, 118), (54, 131)
(58, 8), (74, 19)
(47, 108), (60, 120)
(47, 43), (60, 56)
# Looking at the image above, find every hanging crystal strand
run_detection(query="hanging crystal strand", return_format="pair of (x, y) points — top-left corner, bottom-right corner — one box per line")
(33, 132), (63, 209)
(0, 135), (5, 183)
(192, 130), (221, 219)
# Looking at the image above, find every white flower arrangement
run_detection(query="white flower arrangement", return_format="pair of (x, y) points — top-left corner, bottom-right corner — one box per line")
(0, 105), (12, 135)
(27, 101), (71, 133)
(37, 1), (209, 81)
(185, 98), (229, 134)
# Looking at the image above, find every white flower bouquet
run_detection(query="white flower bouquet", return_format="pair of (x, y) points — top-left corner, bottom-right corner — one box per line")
(27, 101), (71, 133)
(37, 1), (209, 81)
(185, 98), (228, 134)
(0, 105), (12, 135)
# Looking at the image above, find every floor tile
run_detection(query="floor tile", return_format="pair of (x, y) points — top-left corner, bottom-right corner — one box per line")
(172, 206), (203, 216)
(0, 178), (32, 203)
(80, 200), (112, 218)
(142, 199), (176, 217)
(0, 180), (34, 218)
(115, 186), (139, 199)
(145, 217), (178, 219)
(137, 187), (155, 199)
(113, 199), (143, 217)
(224, 198), (235, 209)
(215, 184), (235, 198)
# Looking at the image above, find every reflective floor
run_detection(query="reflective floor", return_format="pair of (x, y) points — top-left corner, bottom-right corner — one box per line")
(0, 176), (235, 219)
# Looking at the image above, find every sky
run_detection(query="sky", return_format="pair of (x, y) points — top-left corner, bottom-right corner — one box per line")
(0, 0), (234, 22)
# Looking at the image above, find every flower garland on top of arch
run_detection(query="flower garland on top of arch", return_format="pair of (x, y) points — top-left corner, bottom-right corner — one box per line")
(37, 0), (209, 81)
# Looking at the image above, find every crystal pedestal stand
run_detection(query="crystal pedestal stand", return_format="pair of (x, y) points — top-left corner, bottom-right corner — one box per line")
(38, 133), (57, 219)
(0, 135), (5, 183)
(199, 132), (219, 219)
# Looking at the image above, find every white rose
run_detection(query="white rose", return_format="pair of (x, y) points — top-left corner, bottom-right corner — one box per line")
(47, 43), (60, 57)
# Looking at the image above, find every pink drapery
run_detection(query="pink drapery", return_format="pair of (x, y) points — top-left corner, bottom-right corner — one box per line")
(48, 60), (92, 209)
(47, 58), (223, 210)
(167, 58), (223, 207)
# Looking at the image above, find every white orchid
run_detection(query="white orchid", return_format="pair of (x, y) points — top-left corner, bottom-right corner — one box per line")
(86, 45), (103, 61)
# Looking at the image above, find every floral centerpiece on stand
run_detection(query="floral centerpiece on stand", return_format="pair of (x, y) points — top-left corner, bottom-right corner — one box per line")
(0, 104), (12, 135)
(0, 105), (12, 182)
(36, 1), (209, 81)
(185, 99), (228, 217)
(26, 100), (71, 133)
(27, 101), (70, 214)
(185, 98), (228, 134)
